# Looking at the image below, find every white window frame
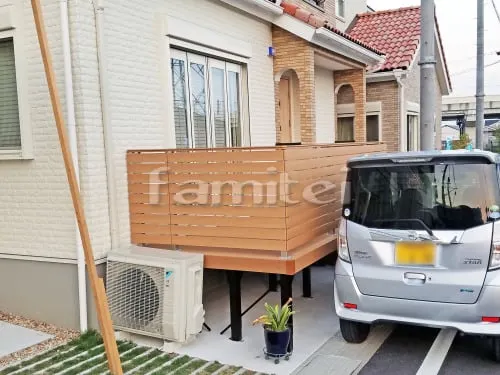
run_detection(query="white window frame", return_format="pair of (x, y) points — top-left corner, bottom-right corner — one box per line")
(169, 48), (248, 149)
(406, 112), (420, 152)
(0, 22), (33, 160)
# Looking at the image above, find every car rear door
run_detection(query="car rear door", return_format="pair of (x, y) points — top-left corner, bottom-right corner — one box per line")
(347, 222), (492, 304)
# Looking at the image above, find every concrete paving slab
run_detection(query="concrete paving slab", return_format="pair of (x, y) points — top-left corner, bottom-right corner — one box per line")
(292, 324), (393, 375)
(0, 321), (52, 358)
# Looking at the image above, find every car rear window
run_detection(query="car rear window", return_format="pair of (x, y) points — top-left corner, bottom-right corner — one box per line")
(343, 161), (500, 230)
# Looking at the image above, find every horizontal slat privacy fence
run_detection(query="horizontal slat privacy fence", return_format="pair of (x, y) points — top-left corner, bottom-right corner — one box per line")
(127, 143), (386, 274)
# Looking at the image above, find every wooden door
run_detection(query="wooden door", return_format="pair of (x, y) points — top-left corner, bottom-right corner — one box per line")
(279, 77), (292, 143)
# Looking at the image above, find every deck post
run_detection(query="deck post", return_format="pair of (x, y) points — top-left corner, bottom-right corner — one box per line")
(280, 274), (294, 353)
(268, 274), (278, 292)
(302, 267), (312, 298)
(227, 270), (243, 341)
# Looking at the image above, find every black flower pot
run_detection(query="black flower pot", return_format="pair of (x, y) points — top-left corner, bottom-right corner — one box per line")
(264, 327), (290, 356)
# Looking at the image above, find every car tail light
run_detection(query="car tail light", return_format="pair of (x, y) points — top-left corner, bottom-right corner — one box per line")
(482, 316), (500, 323)
(490, 242), (500, 270)
(338, 219), (351, 263)
(344, 303), (357, 309)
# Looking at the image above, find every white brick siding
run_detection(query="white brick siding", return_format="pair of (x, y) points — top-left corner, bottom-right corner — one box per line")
(314, 66), (335, 143)
(0, 0), (76, 259)
(0, 0), (278, 260)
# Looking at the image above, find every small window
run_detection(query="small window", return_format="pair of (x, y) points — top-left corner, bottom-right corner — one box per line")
(336, 0), (345, 18)
(0, 38), (21, 151)
(366, 114), (379, 142)
(407, 114), (419, 151)
(336, 116), (354, 142)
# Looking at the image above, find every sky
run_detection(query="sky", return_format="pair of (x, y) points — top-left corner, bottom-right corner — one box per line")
(367, 0), (500, 97)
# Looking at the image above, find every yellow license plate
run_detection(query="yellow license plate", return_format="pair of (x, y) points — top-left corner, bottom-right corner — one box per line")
(395, 242), (436, 266)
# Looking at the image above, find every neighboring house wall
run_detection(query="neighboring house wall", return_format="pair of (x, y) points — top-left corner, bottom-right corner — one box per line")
(315, 66), (335, 143)
(367, 81), (399, 151)
(435, 77), (443, 149)
(335, 0), (367, 31)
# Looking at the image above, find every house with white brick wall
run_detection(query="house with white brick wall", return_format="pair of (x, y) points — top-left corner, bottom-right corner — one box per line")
(0, 0), (417, 331)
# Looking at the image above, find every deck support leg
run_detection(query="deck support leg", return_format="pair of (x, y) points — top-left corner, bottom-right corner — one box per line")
(268, 274), (278, 292)
(302, 267), (312, 298)
(280, 274), (294, 353)
(227, 270), (243, 341)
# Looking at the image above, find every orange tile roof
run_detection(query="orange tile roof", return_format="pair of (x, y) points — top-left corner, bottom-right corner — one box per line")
(348, 5), (451, 89)
(348, 6), (421, 71)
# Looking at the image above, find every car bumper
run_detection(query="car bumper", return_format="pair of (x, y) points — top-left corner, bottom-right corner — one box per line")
(334, 259), (500, 336)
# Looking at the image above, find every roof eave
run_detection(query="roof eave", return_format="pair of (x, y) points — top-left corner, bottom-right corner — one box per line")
(217, 0), (283, 22)
(273, 15), (384, 66)
(434, 24), (452, 95)
(313, 28), (385, 66)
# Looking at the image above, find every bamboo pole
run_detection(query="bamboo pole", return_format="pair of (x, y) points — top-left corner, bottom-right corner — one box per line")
(30, 1), (123, 373)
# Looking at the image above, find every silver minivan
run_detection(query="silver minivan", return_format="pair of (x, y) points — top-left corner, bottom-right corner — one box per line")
(334, 150), (500, 361)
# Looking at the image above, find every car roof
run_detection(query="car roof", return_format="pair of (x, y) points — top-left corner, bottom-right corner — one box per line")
(347, 149), (499, 165)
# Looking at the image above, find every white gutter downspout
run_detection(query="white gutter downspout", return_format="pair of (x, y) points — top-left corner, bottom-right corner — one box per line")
(60, 0), (87, 332)
(395, 71), (406, 151)
(95, 0), (120, 252)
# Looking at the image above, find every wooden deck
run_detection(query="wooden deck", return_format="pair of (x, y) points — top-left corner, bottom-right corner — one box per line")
(127, 143), (386, 275)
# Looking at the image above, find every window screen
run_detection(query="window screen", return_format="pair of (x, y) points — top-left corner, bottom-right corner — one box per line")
(0, 38), (21, 150)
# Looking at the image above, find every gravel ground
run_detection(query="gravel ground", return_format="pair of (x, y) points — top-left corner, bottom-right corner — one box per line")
(0, 311), (79, 369)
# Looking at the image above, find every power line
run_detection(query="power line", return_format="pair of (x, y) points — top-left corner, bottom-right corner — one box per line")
(450, 59), (500, 76)
(492, 0), (500, 24)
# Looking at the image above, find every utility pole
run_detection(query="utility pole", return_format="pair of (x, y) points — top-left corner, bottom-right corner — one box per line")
(476, 0), (485, 149)
(419, 0), (437, 151)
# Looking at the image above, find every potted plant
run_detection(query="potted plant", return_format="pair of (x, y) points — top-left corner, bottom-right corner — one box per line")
(252, 298), (295, 361)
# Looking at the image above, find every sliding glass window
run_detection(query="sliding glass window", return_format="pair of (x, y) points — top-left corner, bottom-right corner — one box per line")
(170, 49), (245, 148)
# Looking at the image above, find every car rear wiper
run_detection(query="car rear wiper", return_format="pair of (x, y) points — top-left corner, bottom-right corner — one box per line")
(371, 218), (442, 240)
(369, 228), (433, 242)
(370, 219), (462, 244)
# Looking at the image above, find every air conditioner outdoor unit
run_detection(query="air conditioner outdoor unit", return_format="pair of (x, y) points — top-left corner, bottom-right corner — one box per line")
(106, 245), (204, 343)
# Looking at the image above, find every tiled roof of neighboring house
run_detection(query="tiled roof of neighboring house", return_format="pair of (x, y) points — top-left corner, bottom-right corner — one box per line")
(348, 6), (452, 88)
(348, 6), (421, 71)
(279, 1), (384, 56)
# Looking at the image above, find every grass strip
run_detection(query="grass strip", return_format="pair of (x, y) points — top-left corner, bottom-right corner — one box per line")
(217, 366), (242, 375)
(171, 359), (207, 375)
(149, 355), (192, 375)
(196, 361), (224, 375)
(240, 371), (257, 375)
(43, 345), (106, 374)
(129, 352), (177, 375)
(79, 341), (137, 375)
(0, 331), (101, 375)
(10, 332), (104, 375)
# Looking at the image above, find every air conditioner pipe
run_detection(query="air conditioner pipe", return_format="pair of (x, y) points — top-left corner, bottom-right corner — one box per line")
(95, 1), (120, 254)
(60, 0), (87, 332)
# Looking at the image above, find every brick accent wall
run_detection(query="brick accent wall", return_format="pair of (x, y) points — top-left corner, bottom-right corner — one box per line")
(335, 69), (366, 142)
(367, 81), (400, 152)
(285, 0), (336, 25)
(337, 85), (354, 104)
(272, 26), (316, 143)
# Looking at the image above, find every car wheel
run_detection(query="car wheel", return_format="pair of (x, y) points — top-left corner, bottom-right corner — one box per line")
(339, 318), (370, 343)
(492, 337), (500, 362)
